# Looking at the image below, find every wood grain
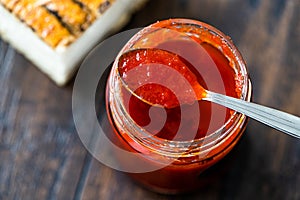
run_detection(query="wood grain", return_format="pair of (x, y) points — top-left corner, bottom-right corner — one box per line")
(0, 42), (87, 200)
(1, 0), (300, 199)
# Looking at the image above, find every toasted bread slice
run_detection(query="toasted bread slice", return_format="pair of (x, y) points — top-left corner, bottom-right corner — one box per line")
(0, 0), (147, 85)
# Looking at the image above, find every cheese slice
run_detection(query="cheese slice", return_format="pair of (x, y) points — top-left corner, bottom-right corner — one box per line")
(0, 0), (147, 85)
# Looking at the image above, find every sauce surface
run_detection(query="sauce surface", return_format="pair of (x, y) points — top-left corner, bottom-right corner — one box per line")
(118, 39), (239, 140)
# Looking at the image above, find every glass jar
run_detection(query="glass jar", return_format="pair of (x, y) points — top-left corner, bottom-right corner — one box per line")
(106, 18), (252, 194)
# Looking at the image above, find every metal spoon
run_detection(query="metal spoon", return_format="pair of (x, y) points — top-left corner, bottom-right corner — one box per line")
(118, 49), (300, 138)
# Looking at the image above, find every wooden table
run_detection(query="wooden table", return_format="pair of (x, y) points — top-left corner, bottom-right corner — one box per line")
(1, 0), (300, 199)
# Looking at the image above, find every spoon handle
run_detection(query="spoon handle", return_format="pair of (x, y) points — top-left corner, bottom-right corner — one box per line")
(204, 91), (300, 138)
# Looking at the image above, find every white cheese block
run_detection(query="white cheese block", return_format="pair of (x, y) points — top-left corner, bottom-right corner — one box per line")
(0, 0), (147, 86)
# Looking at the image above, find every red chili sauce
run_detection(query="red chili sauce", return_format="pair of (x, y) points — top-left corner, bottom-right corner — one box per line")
(118, 39), (239, 141)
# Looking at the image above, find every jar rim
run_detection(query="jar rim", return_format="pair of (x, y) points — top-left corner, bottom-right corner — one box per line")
(109, 18), (251, 157)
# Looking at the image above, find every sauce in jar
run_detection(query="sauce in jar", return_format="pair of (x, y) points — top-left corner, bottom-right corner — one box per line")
(106, 19), (251, 193)
(118, 40), (240, 140)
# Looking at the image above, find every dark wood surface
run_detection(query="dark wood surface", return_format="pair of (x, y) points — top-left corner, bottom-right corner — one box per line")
(1, 0), (300, 199)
